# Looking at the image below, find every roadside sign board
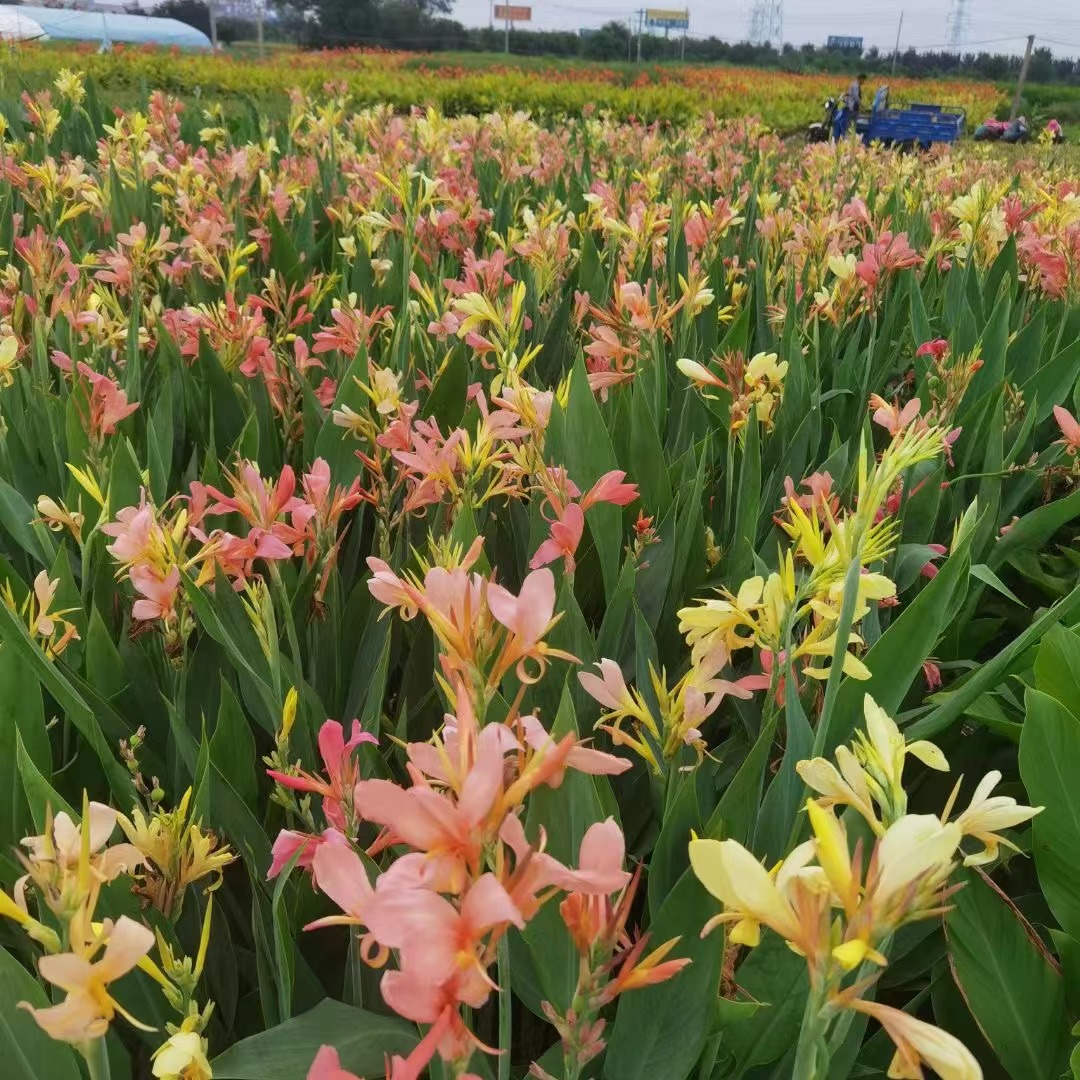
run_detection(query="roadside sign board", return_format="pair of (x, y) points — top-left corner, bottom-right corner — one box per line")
(495, 5), (532, 20)
(646, 7), (689, 29)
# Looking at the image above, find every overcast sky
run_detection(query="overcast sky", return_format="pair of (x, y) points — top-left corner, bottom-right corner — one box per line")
(451, 0), (1080, 58)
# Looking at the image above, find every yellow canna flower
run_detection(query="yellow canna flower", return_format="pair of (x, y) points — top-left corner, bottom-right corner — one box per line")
(944, 770), (1042, 867)
(846, 997), (982, 1080)
(21, 916), (156, 1044)
(152, 1029), (212, 1080)
(688, 834), (802, 948)
(855, 695), (949, 823)
(797, 744), (881, 834)
(279, 687), (298, 746)
(871, 813), (961, 917)
(676, 576), (763, 664)
(744, 351), (788, 387)
(0, 334), (19, 388)
(805, 799), (855, 906)
(827, 253), (858, 281)
(66, 462), (107, 510)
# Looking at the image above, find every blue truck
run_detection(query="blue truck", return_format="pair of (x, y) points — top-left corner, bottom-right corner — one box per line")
(816, 86), (966, 148)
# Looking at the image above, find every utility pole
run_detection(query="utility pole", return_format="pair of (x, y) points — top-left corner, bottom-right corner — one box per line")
(891, 11), (903, 75)
(636, 8), (643, 62)
(681, 25), (686, 60)
(504, 6), (510, 54)
(1011, 34), (1034, 121)
(208, 0), (218, 49)
(256, 0), (264, 59)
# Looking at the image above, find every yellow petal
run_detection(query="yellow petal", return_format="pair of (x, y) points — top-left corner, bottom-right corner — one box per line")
(729, 918), (761, 947)
(907, 739), (949, 772)
(806, 799), (853, 898)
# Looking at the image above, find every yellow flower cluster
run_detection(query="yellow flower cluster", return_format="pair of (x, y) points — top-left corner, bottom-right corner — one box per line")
(689, 694), (1041, 1080)
(679, 421), (945, 684)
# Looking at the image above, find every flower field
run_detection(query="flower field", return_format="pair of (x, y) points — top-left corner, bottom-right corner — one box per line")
(1, 59), (1080, 1080)
(1, 44), (1004, 128)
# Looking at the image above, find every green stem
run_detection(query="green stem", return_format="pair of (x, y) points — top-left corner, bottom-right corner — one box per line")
(497, 934), (512, 1080)
(269, 564), (302, 677)
(791, 988), (828, 1080)
(82, 1038), (110, 1080)
(811, 555), (862, 758)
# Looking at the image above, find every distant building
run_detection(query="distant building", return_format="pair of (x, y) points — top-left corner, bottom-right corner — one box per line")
(0, 4), (211, 46)
(826, 35), (863, 51)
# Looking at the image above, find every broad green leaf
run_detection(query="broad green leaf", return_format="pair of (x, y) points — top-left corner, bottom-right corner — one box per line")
(947, 871), (1068, 1080)
(564, 354), (621, 600)
(754, 668), (812, 864)
(16, 732), (75, 829)
(210, 999), (418, 1079)
(1019, 688), (1080, 942)
(647, 770), (702, 920)
(1032, 624), (1080, 720)
(722, 932), (808, 1075)
(970, 563), (1026, 608)
(703, 709), (778, 852)
(0, 946), (81, 1080)
(908, 580), (1080, 740)
(0, 600), (133, 804)
(0, 646), (48, 855)
(211, 679), (259, 809)
(420, 349), (468, 429)
(602, 871), (719, 1080)
(522, 683), (608, 1012)
(0, 480), (54, 568)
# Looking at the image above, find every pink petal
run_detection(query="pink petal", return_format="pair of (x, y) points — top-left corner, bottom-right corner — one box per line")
(311, 838), (373, 917)
(460, 872), (525, 932)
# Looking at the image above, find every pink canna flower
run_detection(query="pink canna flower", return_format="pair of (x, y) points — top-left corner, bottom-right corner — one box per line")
(579, 658), (636, 713)
(70, 362), (139, 439)
(365, 873), (523, 1025)
(869, 394), (921, 436)
(304, 834), (375, 931)
(486, 568), (576, 683)
(307, 1045), (361, 1080)
(366, 558), (421, 619)
(1054, 404), (1080, 454)
(102, 497), (155, 566)
(530, 503), (584, 571)
(581, 470), (638, 511)
(779, 472), (840, 524)
(548, 817), (631, 901)
(355, 732), (506, 892)
(684, 211), (709, 250)
(486, 569), (556, 650)
(267, 719), (377, 832)
(915, 338), (949, 360)
(497, 813), (624, 922)
(268, 829), (323, 879)
(518, 715), (631, 784)
(129, 565), (180, 623)
(206, 461), (305, 535)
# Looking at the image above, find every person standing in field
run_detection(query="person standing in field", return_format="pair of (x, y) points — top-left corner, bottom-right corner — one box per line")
(846, 72), (866, 116)
(832, 71), (866, 139)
